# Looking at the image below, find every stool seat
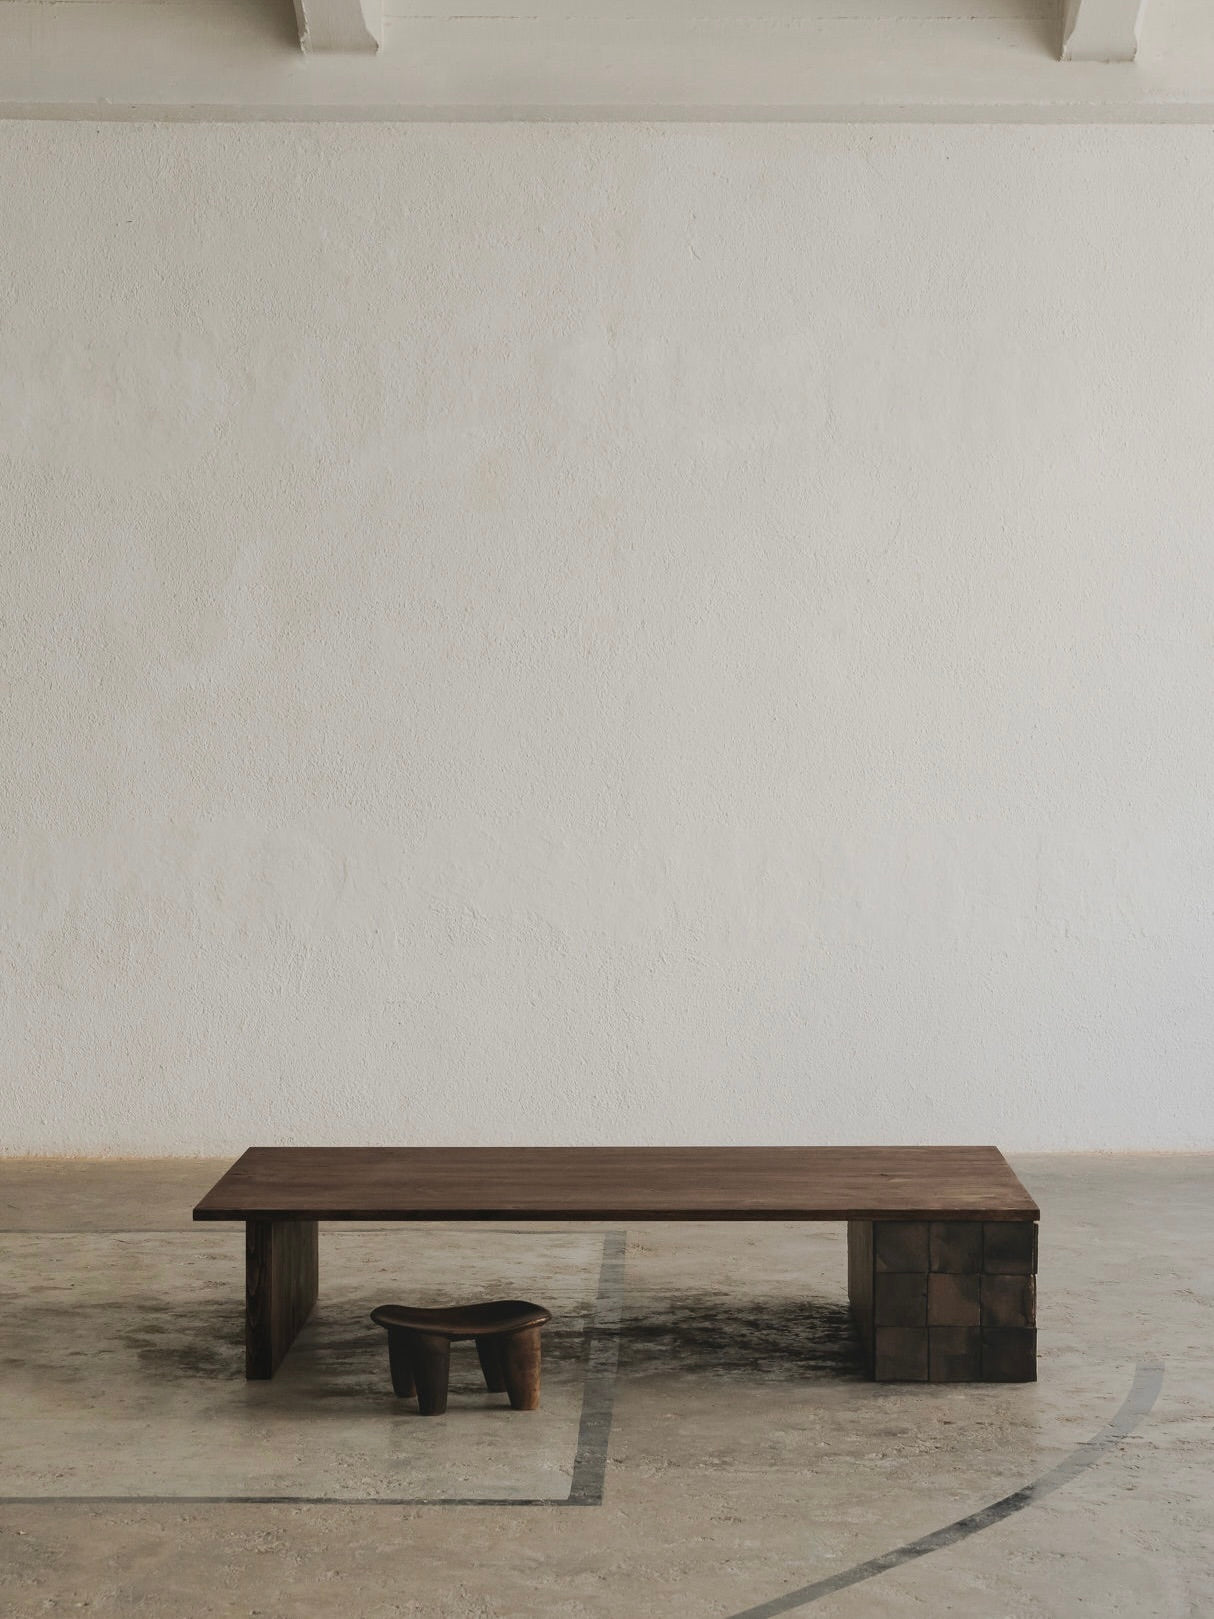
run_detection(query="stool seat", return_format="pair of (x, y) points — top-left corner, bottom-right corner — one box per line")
(371, 1297), (551, 1414)
(370, 1299), (551, 1341)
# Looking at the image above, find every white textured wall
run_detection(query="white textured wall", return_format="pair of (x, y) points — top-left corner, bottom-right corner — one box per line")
(2, 123), (1212, 1154)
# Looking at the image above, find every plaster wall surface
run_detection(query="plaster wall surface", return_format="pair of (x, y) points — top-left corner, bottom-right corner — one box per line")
(1, 122), (1212, 1153)
(2, 0), (1214, 119)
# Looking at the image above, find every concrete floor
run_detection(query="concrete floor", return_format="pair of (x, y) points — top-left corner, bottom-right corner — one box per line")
(0, 1156), (1210, 1617)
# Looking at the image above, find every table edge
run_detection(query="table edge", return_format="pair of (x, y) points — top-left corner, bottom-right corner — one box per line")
(192, 1145), (1039, 1223)
(193, 1204), (1039, 1222)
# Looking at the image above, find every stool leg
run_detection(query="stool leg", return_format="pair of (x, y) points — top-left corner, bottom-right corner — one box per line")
(475, 1336), (507, 1393)
(499, 1327), (542, 1411)
(405, 1332), (451, 1416)
(385, 1329), (416, 1399)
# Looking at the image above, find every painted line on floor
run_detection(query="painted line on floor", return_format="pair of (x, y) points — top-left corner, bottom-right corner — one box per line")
(0, 1229), (626, 1509)
(566, 1228), (627, 1506)
(723, 1359), (1165, 1619)
(0, 1494), (578, 1506)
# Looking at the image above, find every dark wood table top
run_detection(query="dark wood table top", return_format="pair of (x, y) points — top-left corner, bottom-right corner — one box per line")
(193, 1146), (1038, 1223)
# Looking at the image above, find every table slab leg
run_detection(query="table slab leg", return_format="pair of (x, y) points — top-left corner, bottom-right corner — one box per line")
(245, 1218), (318, 1379)
(847, 1219), (876, 1375)
(849, 1218), (1037, 1382)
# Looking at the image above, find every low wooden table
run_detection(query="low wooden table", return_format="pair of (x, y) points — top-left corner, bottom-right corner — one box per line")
(193, 1146), (1039, 1384)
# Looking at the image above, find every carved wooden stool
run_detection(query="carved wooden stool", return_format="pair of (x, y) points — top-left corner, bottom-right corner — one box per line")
(370, 1300), (552, 1416)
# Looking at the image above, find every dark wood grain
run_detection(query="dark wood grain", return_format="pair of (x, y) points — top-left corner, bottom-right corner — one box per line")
(874, 1271), (928, 1327)
(369, 1300), (552, 1339)
(874, 1326), (929, 1381)
(846, 1219), (875, 1373)
(927, 1272), (981, 1327)
(929, 1221), (984, 1274)
(476, 1336), (507, 1393)
(402, 1333), (451, 1416)
(930, 1326), (983, 1381)
(370, 1301), (551, 1414)
(195, 1146), (1038, 1223)
(386, 1331), (416, 1399)
(856, 1214), (1039, 1382)
(980, 1274), (1037, 1329)
(981, 1327), (1037, 1381)
(874, 1220), (932, 1271)
(499, 1326), (543, 1411)
(983, 1221), (1039, 1272)
(245, 1218), (317, 1379)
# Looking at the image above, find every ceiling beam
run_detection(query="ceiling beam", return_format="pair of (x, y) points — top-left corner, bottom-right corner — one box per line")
(1061, 0), (1150, 61)
(292, 0), (381, 53)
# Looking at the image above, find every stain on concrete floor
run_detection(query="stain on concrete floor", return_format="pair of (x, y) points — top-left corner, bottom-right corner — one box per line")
(618, 1293), (862, 1381)
(0, 1229), (605, 1502)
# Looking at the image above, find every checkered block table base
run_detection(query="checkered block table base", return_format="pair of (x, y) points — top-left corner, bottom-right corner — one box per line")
(848, 1219), (1038, 1382)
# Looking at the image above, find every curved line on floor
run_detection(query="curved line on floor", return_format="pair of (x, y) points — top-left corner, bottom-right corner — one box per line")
(725, 1359), (1164, 1619)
